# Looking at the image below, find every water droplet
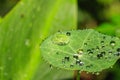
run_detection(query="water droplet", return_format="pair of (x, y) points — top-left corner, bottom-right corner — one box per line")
(87, 49), (91, 52)
(101, 52), (106, 55)
(77, 49), (83, 55)
(84, 43), (87, 46)
(79, 62), (84, 66)
(65, 56), (70, 61)
(88, 51), (93, 54)
(108, 51), (112, 54)
(101, 41), (104, 44)
(73, 54), (78, 59)
(96, 46), (99, 51)
(110, 41), (115, 46)
(101, 45), (105, 48)
(70, 64), (74, 68)
(66, 32), (71, 36)
(115, 52), (120, 56)
(25, 39), (30, 46)
(117, 48), (120, 52)
(76, 60), (81, 65)
(52, 33), (69, 46)
(97, 53), (103, 59)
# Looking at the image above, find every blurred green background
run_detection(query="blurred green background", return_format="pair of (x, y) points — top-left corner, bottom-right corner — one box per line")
(0, 0), (120, 80)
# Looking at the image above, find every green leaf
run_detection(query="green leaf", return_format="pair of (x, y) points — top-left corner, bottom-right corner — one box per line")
(40, 29), (120, 73)
(0, 0), (77, 80)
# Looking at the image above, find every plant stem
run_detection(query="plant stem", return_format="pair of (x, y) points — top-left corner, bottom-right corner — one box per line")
(74, 70), (80, 80)
(77, 70), (80, 80)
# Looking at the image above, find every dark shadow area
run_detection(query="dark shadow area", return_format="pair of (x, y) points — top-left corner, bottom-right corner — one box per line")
(0, 0), (19, 17)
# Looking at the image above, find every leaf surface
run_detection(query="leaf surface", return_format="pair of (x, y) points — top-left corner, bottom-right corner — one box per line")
(41, 29), (120, 73)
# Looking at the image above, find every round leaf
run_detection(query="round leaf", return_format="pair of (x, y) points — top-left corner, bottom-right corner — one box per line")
(40, 29), (120, 73)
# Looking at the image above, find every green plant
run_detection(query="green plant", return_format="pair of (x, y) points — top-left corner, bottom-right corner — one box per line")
(40, 29), (120, 80)
(0, 0), (77, 80)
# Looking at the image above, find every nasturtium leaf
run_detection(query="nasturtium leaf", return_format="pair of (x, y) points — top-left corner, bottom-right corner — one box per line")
(40, 29), (120, 73)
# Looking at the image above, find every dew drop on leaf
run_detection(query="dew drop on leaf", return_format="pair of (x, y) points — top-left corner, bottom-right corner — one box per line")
(66, 32), (71, 36)
(70, 64), (74, 68)
(52, 33), (69, 46)
(110, 41), (115, 46)
(77, 49), (83, 55)
(79, 61), (84, 66)
(76, 60), (81, 65)
(73, 54), (78, 59)
(65, 56), (70, 61)
(117, 48), (120, 52)
(84, 43), (87, 46)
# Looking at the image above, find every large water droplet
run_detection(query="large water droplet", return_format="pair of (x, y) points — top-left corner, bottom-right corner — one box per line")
(110, 41), (115, 46)
(52, 33), (69, 46)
